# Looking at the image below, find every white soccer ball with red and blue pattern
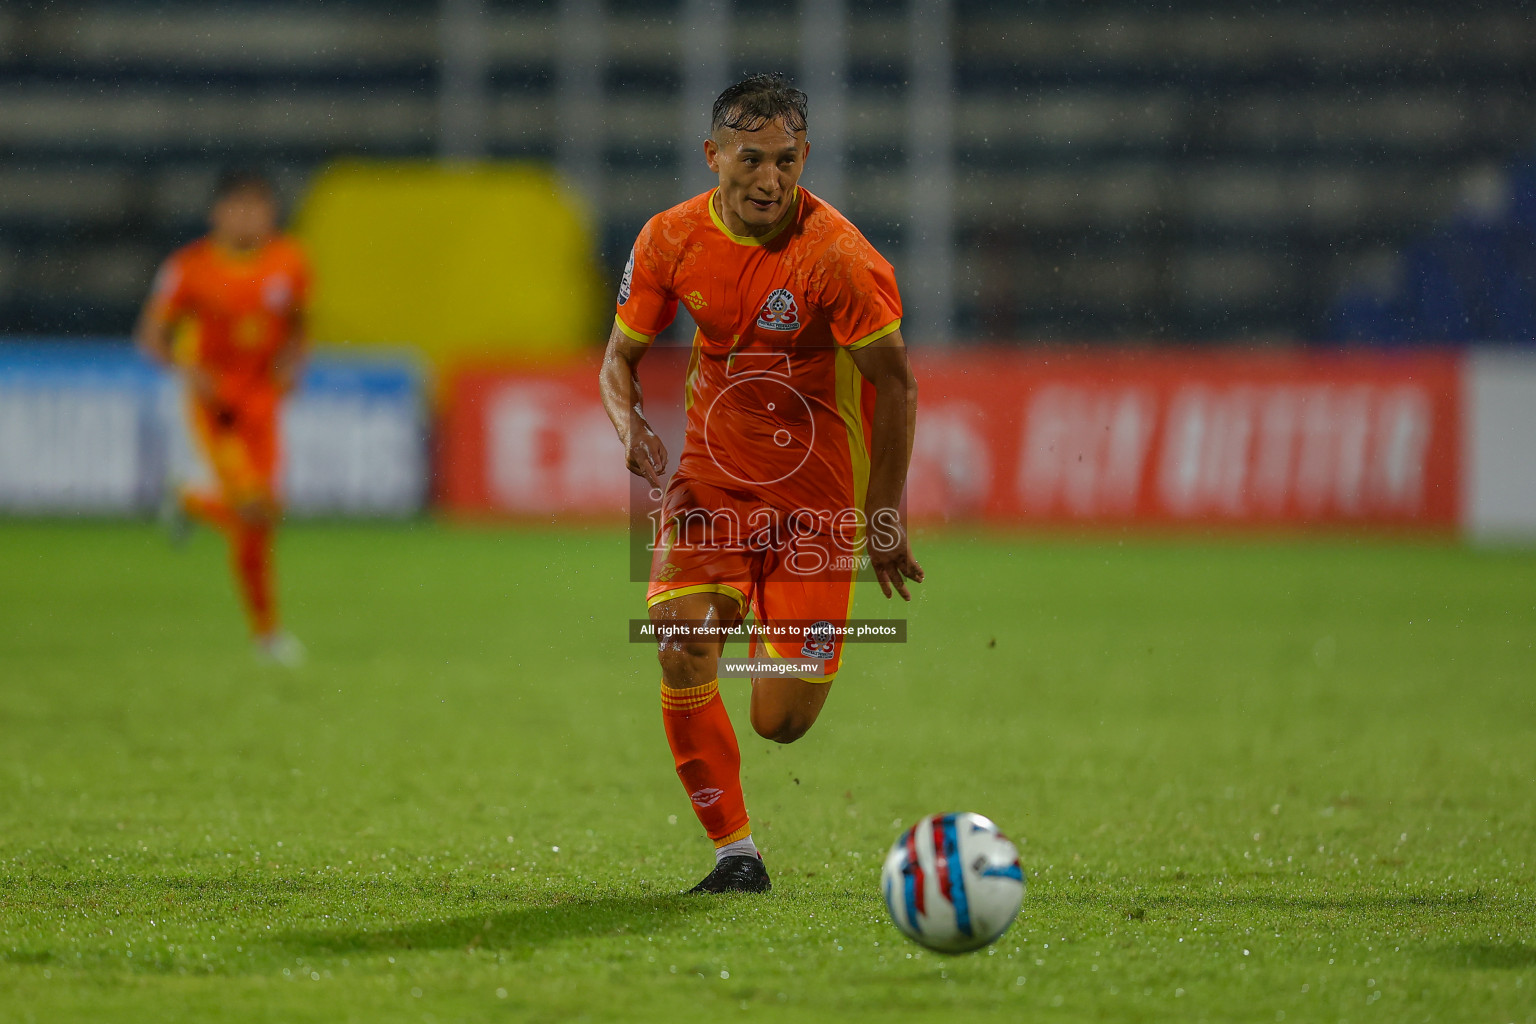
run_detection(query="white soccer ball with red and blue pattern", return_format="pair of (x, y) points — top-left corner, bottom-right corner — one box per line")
(881, 812), (1025, 953)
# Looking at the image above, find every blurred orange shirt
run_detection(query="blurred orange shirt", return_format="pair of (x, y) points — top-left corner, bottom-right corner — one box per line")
(150, 235), (310, 407)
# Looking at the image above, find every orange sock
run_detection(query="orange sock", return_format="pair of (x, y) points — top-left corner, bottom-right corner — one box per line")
(232, 522), (276, 638)
(182, 491), (277, 637)
(661, 679), (751, 846)
(182, 491), (239, 533)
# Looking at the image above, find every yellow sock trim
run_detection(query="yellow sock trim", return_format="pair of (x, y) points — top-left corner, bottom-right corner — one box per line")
(713, 825), (752, 848)
(660, 678), (719, 713)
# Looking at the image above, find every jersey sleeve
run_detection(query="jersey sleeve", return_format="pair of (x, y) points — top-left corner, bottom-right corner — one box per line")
(816, 234), (903, 349)
(614, 216), (678, 343)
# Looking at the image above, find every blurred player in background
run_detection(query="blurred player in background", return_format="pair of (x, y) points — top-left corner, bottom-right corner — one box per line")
(135, 169), (309, 667)
(601, 75), (923, 893)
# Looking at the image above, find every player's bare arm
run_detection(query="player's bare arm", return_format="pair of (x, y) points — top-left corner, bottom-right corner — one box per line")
(273, 310), (308, 395)
(850, 330), (924, 601)
(133, 297), (174, 365)
(599, 320), (667, 490)
(134, 287), (216, 401)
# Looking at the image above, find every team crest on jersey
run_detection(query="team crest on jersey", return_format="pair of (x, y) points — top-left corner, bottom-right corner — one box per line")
(756, 288), (800, 332)
(262, 274), (292, 313)
(619, 250), (634, 304)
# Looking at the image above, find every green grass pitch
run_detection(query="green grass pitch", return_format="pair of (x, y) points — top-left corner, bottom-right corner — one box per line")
(1, 522), (1533, 1023)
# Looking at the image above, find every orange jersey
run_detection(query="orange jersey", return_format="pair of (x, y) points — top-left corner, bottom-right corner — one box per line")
(150, 235), (310, 401)
(616, 188), (902, 520)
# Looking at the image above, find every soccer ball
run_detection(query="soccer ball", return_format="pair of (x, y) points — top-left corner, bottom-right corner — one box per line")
(881, 812), (1026, 954)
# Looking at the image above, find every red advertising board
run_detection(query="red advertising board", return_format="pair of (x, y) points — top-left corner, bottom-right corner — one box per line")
(437, 358), (633, 516)
(909, 349), (1461, 527)
(438, 348), (1461, 529)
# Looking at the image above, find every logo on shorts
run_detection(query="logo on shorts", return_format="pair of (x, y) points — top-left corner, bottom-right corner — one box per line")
(800, 619), (837, 660)
(684, 289), (708, 311)
(619, 250), (634, 304)
(756, 288), (800, 332)
(690, 787), (724, 808)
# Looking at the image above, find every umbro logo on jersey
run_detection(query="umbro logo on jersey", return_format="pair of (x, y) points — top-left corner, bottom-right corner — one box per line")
(684, 290), (708, 311)
(756, 288), (800, 332)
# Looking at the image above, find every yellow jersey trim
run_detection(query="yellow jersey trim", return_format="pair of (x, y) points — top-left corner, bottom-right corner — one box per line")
(834, 348), (872, 513)
(646, 582), (749, 610)
(707, 187), (800, 247)
(683, 329), (704, 413)
(614, 314), (654, 344)
(846, 318), (901, 351)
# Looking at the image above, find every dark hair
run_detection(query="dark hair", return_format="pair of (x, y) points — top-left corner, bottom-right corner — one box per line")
(213, 167), (276, 202)
(711, 74), (808, 135)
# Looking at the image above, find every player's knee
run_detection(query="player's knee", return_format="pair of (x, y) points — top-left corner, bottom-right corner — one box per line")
(656, 641), (717, 688)
(750, 704), (813, 745)
(235, 498), (275, 526)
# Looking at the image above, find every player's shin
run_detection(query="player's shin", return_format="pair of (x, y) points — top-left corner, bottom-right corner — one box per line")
(233, 521), (276, 638)
(660, 679), (756, 860)
(181, 490), (239, 533)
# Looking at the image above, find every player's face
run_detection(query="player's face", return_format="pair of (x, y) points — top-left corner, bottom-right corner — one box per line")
(210, 189), (278, 253)
(705, 118), (808, 235)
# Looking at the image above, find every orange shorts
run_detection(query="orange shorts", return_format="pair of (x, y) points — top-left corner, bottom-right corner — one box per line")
(646, 477), (861, 682)
(188, 391), (280, 506)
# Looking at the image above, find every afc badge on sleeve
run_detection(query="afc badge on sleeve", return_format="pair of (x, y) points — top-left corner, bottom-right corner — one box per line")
(618, 250), (634, 305)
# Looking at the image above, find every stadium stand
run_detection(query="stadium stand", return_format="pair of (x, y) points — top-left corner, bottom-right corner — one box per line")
(1, 0), (1533, 342)
(1326, 158), (1536, 345)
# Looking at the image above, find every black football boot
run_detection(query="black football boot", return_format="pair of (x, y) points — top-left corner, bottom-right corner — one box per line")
(686, 855), (772, 894)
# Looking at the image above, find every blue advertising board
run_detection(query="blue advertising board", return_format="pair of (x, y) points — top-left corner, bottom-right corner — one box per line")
(0, 341), (427, 516)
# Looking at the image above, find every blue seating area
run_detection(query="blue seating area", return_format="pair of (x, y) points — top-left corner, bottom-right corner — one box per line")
(1, 1), (1534, 343)
(1326, 159), (1536, 345)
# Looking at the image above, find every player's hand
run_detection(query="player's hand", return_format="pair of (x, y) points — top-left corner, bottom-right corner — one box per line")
(624, 421), (669, 492)
(869, 521), (924, 601)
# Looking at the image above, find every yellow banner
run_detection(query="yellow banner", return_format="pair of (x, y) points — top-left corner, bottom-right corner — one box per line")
(295, 161), (603, 366)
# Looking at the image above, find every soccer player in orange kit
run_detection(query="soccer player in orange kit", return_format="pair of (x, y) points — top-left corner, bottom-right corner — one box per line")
(135, 169), (309, 666)
(600, 75), (923, 893)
